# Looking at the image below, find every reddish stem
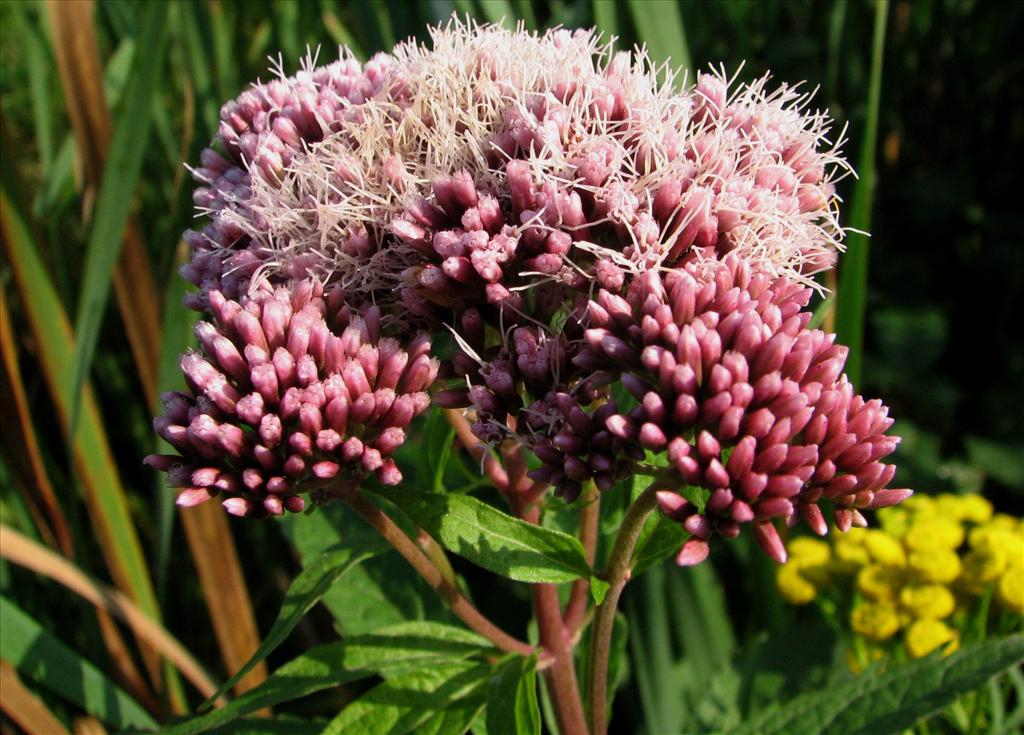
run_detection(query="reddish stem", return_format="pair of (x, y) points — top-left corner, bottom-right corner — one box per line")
(564, 490), (600, 635)
(522, 504), (590, 735)
(445, 409), (509, 490)
(337, 484), (534, 658)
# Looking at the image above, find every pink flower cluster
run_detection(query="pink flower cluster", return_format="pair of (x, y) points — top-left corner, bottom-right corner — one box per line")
(567, 256), (908, 564)
(147, 283), (435, 516)
(152, 19), (908, 560)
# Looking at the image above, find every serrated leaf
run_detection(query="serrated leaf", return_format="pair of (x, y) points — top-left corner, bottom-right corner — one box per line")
(165, 623), (491, 735)
(279, 504), (451, 634)
(486, 656), (540, 735)
(372, 487), (592, 583)
(733, 634), (1024, 735)
(201, 546), (372, 708)
(0, 596), (157, 731)
(322, 662), (492, 735)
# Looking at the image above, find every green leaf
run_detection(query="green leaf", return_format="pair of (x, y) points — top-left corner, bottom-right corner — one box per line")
(0, 596), (157, 731)
(965, 436), (1024, 489)
(592, 0), (619, 39)
(372, 486), (592, 583)
(279, 504), (451, 634)
(68, 0), (170, 434)
(165, 623), (490, 735)
(201, 546), (372, 708)
(668, 563), (735, 671)
(733, 634), (1024, 735)
(477, 0), (515, 27)
(835, 0), (889, 386)
(486, 656), (540, 735)
(590, 576), (611, 606)
(627, 0), (692, 80)
(322, 662), (491, 735)
(631, 514), (687, 575)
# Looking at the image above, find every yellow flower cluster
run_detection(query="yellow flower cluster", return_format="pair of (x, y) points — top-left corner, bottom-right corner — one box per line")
(777, 493), (1024, 660)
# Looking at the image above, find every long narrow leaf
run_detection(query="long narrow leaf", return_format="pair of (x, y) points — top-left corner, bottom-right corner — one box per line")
(0, 287), (73, 554)
(0, 524), (218, 701)
(0, 596), (157, 731)
(733, 634), (1024, 735)
(64, 0), (169, 430)
(0, 662), (70, 735)
(627, 0), (692, 81)
(0, 183), (165, 679)
(202, 546), (374, 707)
(835, 0), (888, 386)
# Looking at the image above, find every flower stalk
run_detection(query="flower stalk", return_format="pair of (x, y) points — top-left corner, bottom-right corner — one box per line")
(587, 484), (661, 735)
(335, 482), (535, 658)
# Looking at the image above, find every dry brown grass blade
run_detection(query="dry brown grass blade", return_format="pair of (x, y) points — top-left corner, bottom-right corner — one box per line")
(0, 286), (73, 555)
(112, 221), (161, 404)
(47, 0), (266, 694)
(0, 662), (71, 735)
(0, 524), (222, 703)
(72, 717), (109, 735)
(92, 607), (161, 715)
(180, 507), (268, 694)
(46, 0), (161, 405)
(1, 288), (157, 713)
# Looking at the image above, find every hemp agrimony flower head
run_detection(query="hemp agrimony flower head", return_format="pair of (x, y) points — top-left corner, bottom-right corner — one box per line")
(183, 18), (848, 322)
(146, 281), (436, 516)
(158, 16), (910, 564)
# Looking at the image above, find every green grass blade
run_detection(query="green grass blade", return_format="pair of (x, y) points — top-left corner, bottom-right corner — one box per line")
(0, 596), (157, 731)
(593, 0), (619, 39)
(667, 563), (735, 670)
(0, 181), (162, 652)
(11, 6), (54, 177)
(210, 1), (238, 100)
(835, 0), (888, 386)
(153, 246), (198, 602)
(68, 0), (170, 438)
(478, 0), (515, 27)
(179, 1), (218, 131)
(627, 0), (692, 81)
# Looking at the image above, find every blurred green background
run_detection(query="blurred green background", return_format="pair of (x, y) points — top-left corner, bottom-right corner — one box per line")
(1, 1), (1022, 733)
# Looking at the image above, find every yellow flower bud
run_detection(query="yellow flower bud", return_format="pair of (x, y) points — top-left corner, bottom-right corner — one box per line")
(969, 525), (1023, 558)
(961, 548), (1008, 592)
(877, 507), (910, 538)
(789, 537), (831, 566)
(857, 564), (904, 602)
(996, 564), (1024, 615)
(851, 601), (901, 641)
(903, 494), (936, 515)
(907, 549), (962, 584)
(957, 495), (994, 524)
(777, 564), (817, 605)
(904, 619), (958, 659)
(833, 532), (871, 573)
(904, 519), (964, 551)
(899, 584), (956, 620)
(864, 530), (906, 567)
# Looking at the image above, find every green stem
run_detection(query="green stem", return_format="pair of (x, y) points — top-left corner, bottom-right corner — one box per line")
(586, 484), (660, 735)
